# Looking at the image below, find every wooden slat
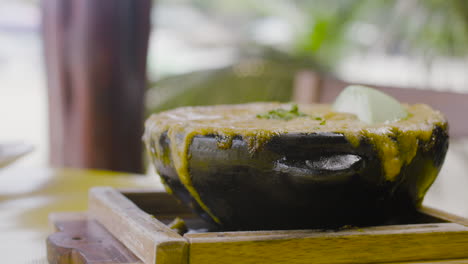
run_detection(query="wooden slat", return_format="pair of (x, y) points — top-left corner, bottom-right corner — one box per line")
(88, 187), (188, 264)
(120, 188), (193, 219)
(419, 206), (468, 226)
(186, 223), (468, 264)
(48, 189), (468, 264)
(47, 212), (142, 264)
(386, 259), (468, 264)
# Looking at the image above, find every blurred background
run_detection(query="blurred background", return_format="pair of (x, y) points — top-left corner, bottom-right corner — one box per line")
(1, 0), (468, 215)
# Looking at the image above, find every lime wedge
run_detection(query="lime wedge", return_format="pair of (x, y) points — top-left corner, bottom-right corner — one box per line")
(332, 85), (407, 124)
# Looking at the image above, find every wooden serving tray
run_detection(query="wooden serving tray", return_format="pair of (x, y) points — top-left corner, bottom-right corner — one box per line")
(47, 187), (468, 264)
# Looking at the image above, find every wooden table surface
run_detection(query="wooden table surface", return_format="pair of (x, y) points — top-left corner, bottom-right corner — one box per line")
(0, 167), (162, 263)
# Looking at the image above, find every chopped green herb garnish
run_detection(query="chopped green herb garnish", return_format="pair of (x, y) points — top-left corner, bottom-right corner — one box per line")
(256, 104), (307, 121)
(320, 120), (326, 125)
(314, 117), (322, 121)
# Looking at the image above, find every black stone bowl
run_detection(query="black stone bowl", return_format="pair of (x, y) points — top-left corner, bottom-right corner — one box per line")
(152, 125), (448, 231)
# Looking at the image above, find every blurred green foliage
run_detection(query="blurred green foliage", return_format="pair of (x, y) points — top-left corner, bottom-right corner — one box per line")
(147, 0), (468, 113)
(176, 0), (468, 64)
(294, 0), (468, 64)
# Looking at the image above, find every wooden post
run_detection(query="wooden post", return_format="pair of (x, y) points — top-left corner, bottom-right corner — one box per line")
(292, 70), (322, 104)
(41, 0), (152, 172)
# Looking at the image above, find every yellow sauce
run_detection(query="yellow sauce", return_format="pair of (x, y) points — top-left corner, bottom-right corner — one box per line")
(144, 102), (447, 223)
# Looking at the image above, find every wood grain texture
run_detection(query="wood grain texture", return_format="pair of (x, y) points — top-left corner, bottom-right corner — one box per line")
(41, 0), (152, 172)
(386, 259), (468, 264)
(48, 189), (468, 264)
(186, 223), (468, 264)
(120, 188), (193, 219)
(420, 206), (468, 226)
(47, 212), (142, 264)
(88, 187), (188, 264)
